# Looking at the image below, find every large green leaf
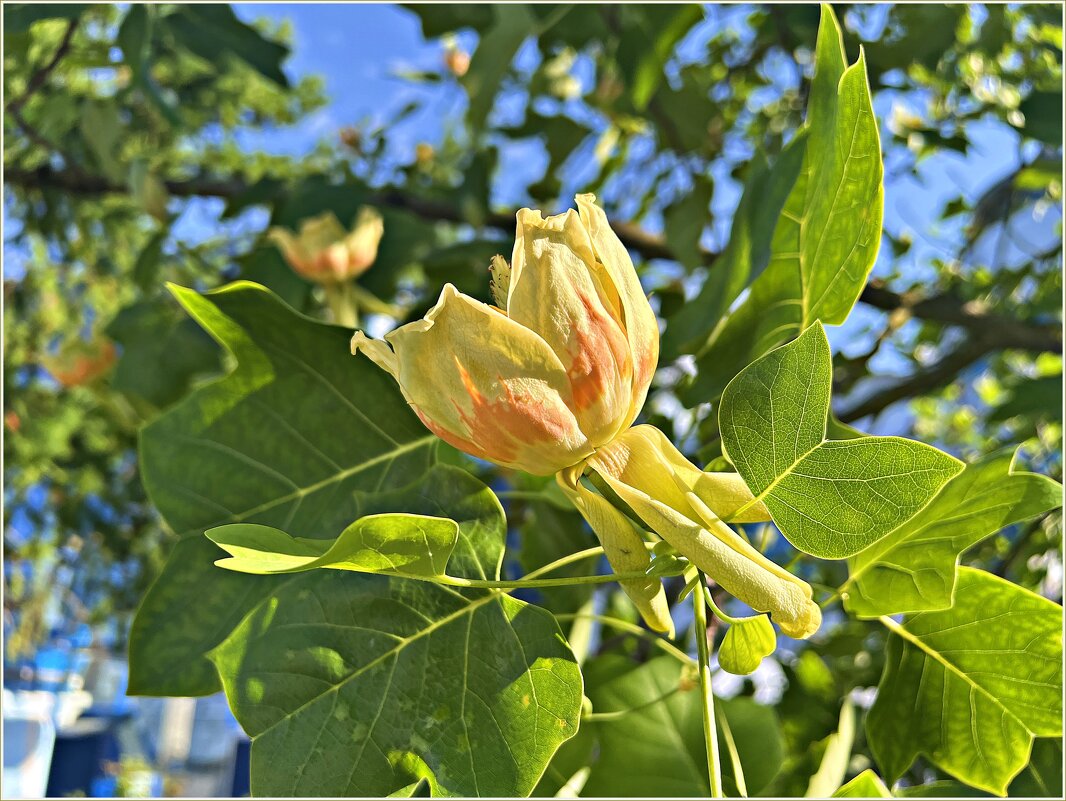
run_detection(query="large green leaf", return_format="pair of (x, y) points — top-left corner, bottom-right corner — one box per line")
(719, 324), (962, 559)
(867, 569), (1063, 796)
(128, 283), (437, 696)
(578, 656), (784, 797)
(844, 451), (1062, 618)
(682, 5), (883, 404)
(207, 514), (458, 576)
(209, 466), (583, 797)
(663, 134), (807, 360)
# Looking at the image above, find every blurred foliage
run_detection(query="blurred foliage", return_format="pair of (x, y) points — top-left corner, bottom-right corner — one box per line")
(3, 2), (1062, 795)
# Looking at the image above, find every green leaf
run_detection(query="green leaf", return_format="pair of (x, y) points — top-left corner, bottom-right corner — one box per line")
(579, 656), (784, 797)
(127, 282), (437, 696)
(162, 5), (290, 87)
(844, 450), (1063, 618)
(719, 324), (963, 559)
(718, 614), (776, 676)
(625, 5), (704, 111)
(1019, 91), (1064, 146)
(462, 5), (533, 133)
(867, 569), (1063, 796)
(834, 769), (893, 797)
(682, 5), (883, 404)
(806, 700), (856, 797)
(663, 134), (807, 360)
(117, 5), (181, 127)
(106, 292), (221, 412)
(662, 174), (714, 272)
(1008, 738), (1063, 798)
(207, 513), (458, 577)
(209, 467), (582, 797)
(3, 3), (89, 35)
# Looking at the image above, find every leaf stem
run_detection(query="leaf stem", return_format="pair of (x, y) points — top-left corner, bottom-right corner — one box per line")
(693, 573), (724, 798)
(554, 613), (694, 665)
(394, 567), (655, 591)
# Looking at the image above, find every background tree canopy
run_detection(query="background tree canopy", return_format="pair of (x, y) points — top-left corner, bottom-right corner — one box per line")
(3, 3), (1062, 797)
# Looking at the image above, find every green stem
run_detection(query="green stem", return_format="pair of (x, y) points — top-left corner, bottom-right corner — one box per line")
(554, 613), (694, 665)
(392, 567), (655, 591)
(324, 281), (359, 328)
(693, 573), (724, 798)
(583, 686), (684, 722)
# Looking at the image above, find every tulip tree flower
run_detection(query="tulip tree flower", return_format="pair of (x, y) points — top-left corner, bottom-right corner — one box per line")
(268, 207), (385, 327)
(353, 193), (821, 641)
(44, 337), (117, 388)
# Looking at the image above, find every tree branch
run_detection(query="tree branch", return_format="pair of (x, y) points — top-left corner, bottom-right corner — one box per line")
(7, 19), (79, 115)
(836, 337), (994, 423)
(6, 165), (1060, 357)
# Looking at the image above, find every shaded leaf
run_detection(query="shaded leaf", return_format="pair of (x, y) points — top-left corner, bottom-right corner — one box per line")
(127, 283), (437, 696)
(209, 468), (582, 797)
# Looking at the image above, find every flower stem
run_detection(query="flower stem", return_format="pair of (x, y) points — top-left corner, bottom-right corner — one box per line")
(693, 572), (724, 798)
(389, 567), (655, 591)
(554, 613), (693, 665)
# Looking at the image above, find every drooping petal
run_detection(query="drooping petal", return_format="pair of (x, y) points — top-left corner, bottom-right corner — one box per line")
(588, 426), (821, 639)
(356, 284), (593, 475)
(508, 207), (634, 446)
(623, 426), (772, 523)
(575, 194), (660, 426)
(557, 463), (674, 636)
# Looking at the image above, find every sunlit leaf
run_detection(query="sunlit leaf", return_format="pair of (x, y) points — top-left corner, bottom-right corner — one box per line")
(867, 569), (1063, 795)
(720, 324), (962, 558)
(844, 450), (1063, 618)
(207, 513), (458, 576)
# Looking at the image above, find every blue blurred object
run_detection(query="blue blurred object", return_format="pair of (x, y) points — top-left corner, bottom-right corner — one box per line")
(230, 737), (251, 797)
(45, 716), (119, 797)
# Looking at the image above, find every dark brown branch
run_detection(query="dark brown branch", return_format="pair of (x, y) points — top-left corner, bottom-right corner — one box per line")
(860, 281), (1062, 354)
(836, 337), (995, 423)
(6, 165), (1060, 358)
(7, 19), (79, 115)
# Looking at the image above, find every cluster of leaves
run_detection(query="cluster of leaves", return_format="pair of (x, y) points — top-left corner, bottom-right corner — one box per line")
(3, 2), (1063, 799)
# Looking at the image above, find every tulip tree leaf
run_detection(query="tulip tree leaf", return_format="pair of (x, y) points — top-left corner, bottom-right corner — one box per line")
(833, 769), (892, 798)
(867, 569), (1063, 796)
(682, 5), (883, 404)
(720, 324), (963, 559)
(844, 450), (1063, 618)
(207, 514), (459, 576)
(128, 282), (437, 697)
(577, 656), (784, 798)
(209, 467), (583, 798)
(718, 615), (776, 676)
(663, 133), (807, 360)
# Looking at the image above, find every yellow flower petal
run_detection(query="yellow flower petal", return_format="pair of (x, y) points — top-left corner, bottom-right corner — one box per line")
(355, 284), (593, 475)
(588, 427), (821, 639)
(509, 207), (633, 446)
(575, 194), (660, 425)
(557, 464), (674, 636)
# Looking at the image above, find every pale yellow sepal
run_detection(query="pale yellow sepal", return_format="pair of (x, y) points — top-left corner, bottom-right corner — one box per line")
(556, 464), (674, 637)
(587, 426), (821, 639)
